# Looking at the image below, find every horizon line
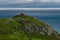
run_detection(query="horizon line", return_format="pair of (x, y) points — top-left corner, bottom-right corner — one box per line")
(0, 8), (60, 10)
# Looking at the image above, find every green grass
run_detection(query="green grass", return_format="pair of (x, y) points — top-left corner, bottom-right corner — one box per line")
(0, 15), (59, 40)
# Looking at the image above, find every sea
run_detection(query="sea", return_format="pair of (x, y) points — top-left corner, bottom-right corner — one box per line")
(0, 10), (60, 33)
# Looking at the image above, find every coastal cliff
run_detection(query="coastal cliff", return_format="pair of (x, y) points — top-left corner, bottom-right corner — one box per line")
(0, 13), (59, 40)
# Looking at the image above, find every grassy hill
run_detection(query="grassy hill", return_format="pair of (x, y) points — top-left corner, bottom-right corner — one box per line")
(0, 14), (59, 40)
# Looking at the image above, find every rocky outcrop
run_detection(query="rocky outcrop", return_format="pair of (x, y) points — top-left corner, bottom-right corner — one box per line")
(13, 15), (58, 37)
(0, 14), (59, 40)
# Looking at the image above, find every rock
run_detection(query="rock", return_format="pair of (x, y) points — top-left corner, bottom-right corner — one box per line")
(0, 14), (59, 40)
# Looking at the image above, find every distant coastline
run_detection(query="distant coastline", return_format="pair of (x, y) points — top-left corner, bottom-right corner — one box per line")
(0, 8), (60, 10)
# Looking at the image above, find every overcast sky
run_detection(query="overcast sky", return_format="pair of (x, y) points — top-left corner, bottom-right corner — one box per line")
(0, 0), (60, 3)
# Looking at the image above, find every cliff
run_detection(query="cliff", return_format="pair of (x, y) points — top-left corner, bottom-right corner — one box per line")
(0, 14), (59, 40)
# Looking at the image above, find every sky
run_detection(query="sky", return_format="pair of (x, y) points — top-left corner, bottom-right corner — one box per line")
(0, 0), (60, 8)
(0, 0), (59, 8)
(0, 0), (60, 3)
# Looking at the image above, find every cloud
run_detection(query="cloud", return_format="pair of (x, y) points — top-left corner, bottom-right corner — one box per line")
(27, 0), (34, 2)
(0, 0), (29, 3)
(0, 0), (35, 3)
(40, 0), (51, 2)
(54, 0), (60, 2)
(0, 0), (60, 3)
(40, 0), (60, 3)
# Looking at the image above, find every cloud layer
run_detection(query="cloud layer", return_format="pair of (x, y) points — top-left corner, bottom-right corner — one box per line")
(0, 0), (60, 3)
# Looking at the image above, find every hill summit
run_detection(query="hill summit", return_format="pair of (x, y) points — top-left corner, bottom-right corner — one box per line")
(0, 13), (59, 40)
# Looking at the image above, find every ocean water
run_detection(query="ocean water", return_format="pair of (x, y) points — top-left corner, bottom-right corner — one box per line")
(0, 10), (60, 33)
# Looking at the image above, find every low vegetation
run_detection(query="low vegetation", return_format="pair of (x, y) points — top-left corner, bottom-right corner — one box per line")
(0, 14), (59, 40)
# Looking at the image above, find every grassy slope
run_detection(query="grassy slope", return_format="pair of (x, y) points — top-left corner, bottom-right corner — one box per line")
(0, 16), (59, 40)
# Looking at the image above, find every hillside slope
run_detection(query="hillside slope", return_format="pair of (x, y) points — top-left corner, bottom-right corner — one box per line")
(0, 14), (59, 40)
